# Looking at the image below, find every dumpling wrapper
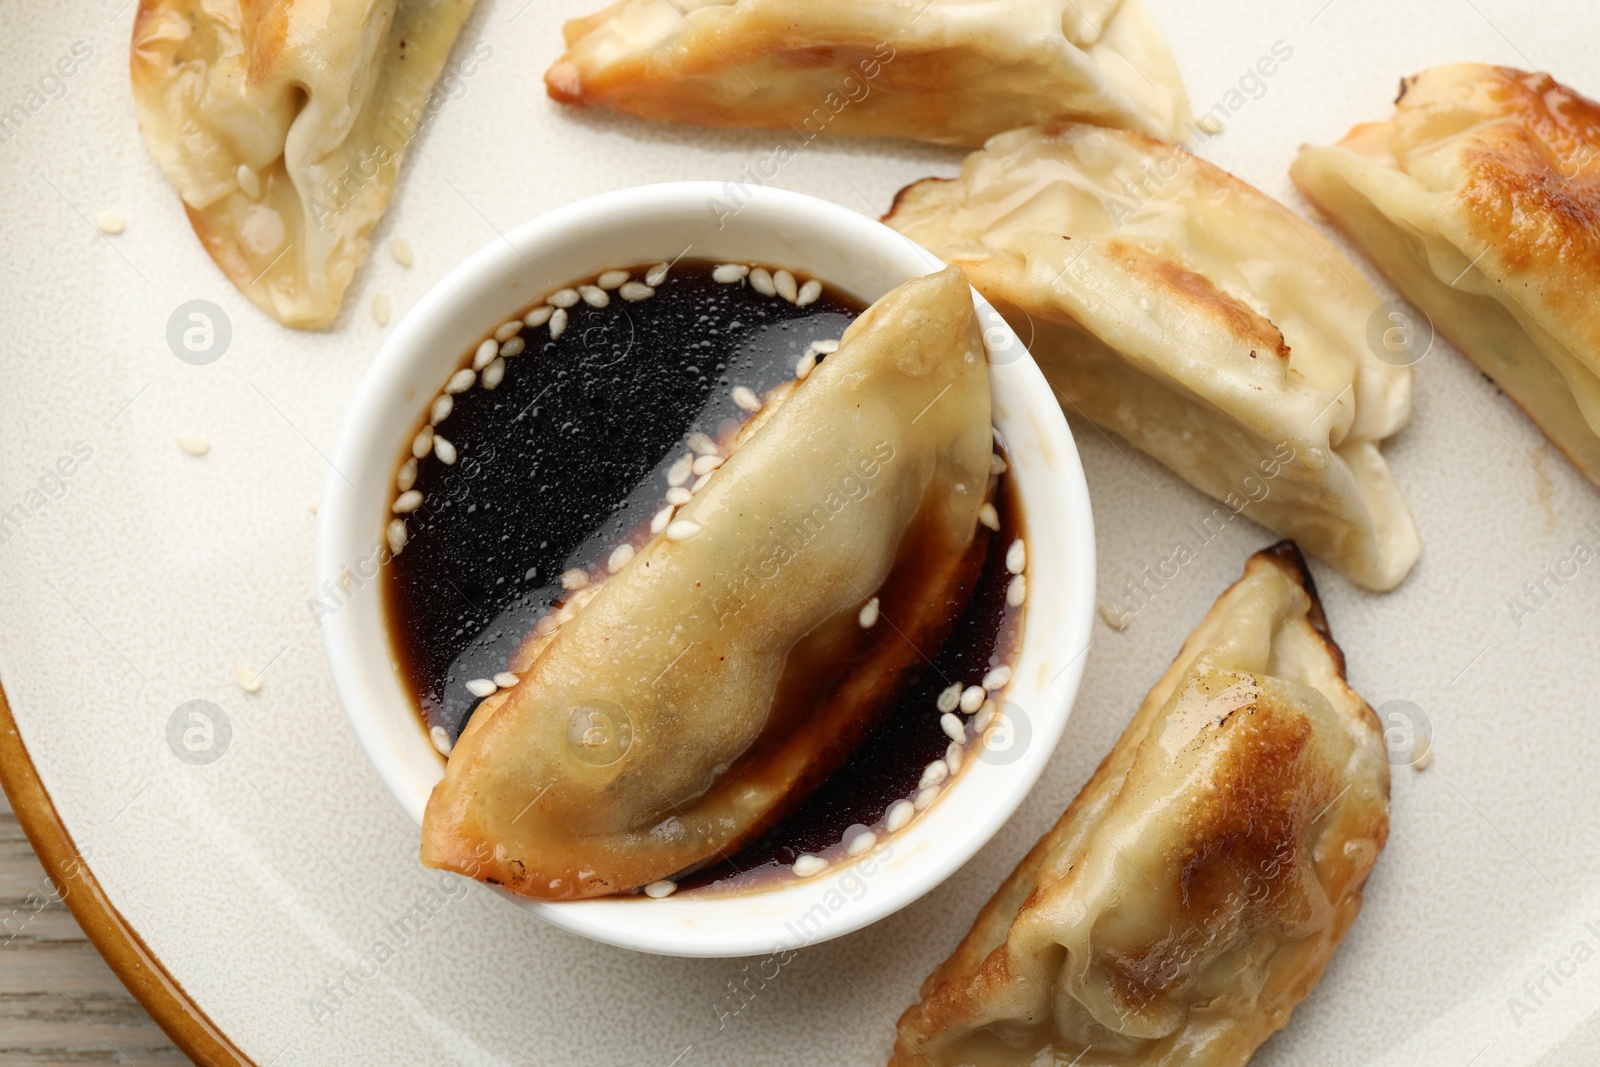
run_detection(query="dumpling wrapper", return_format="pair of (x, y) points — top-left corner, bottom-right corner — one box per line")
(887, 125), (1421, 591)
(131, 0), (480, 329)
(890, 542), (1390, 1067)
(1292, 64), (1600, 487)
(545, 0), (1190, 147)
(422, 267), (993, 899)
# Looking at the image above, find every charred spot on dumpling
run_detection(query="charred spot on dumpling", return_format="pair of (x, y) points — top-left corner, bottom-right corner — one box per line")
(1106, 239), (1291, 361)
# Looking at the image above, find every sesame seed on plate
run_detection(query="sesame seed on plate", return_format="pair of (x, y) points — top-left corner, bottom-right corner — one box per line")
(983, 665), (1013, 691)
(792, 854), (827, 877)
(372, 293), (391, 327)
(236, 164), (262, 199)
(430, 725), (453, 756)
(919, 760), (949, 790)
(913, 786), (940, 811)
(978, 503), (1000, 531)
(494, 320), (522, 344)
(645, 262), (670, 286)
(959, 685), (985, 714)
(749, 268), (776, 296)
(434, 436), (457, 465)
(95, 211), (125, 235)
(1006, 539), (1026, 574)
(482, 358), (506, 390)
(597, 269), (630, 290)
(666, 453), (693, 487)
(797, 279), (822, 306)
(774, 269), (798, 303)
(608, 543), (635, 572)
(886, 800), (915, 832)
(1007, 574), (1027, 607)
(650, 505), (675, 534)
(390, 238), (414, 267)
(644, 880), (677, 898)
(466, 678), (497, 698)
(666, 519), (702, 541)
(233, 665), (261, 693)
(579, 284), (609, 308)
(712, 263), (749, 283)
(549, 307), (568, 339)
(412, 426), (433, 458)
(525, 305), (553, 327)
(393, 490), (423, 513)
(731, 385), (760, 411)
(500, 335), (526, 357)
(619, 281), (654, 301)
(936, 682), (962, 713)
(990, 453), (1008, 475)
(445, 368), (476, 394)
(176, 433), (209, 456)
(430, 395), (453, 424)
(560, 568), (589, 590)
(549, 288), (580, 308)
(795, 350), (817, 380)
(692, 453), (723, 476)
(858, 597), (880, 629)
(686, 431), (718, 456)
(946, 742), (963, 774)
(847, 829), (878, 855)
(940, 713), (965, 744)
(665, 487), (692, 506)
(493, 672), (519, 688)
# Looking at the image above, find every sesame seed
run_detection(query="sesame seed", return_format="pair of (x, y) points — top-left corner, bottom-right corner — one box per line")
(650, 505), (674, 534)
(749, 268), (776, 296)
(494, 320), (522, 343)
(1006, 539), (1026, 574)
(1007, 574), (1027, 607)
(1098, 603), (1130, 631)
(959, 685), (985, 714)
(619, 281), (655, 301)
(1413, 746), (1433, 771)
(549, 308), (568, 339)
(525, 305), (553, 327)
(645, 262), (670, 287)
(431, 395), (453, 424)
(466, 678), (497, 698)
(731, 385), (760, 411)
(390, 238), (413, 267)
(482, 358), (506, 390)
(983, 665), (1013, 691)
(858, 597), (880, 629)
(919, 760), (949, 789)
(386, 518), (408, 554)
(913, 786), (940, 811)
(813, 339), (839, 354)
(372, 293), (391, 327)
(412, 426), (433, 458)
(990, 453), (1008, 475)
(608, 543), (635, 572)
(644, 879), (677, 898)
(429, 725), (453, 756)
(580, 285), (609, 308)
(691, 471), (713, 492)
(499, 336), (526, 358)
(666, 519), (702, 541)
(236, 164), (262, 199)
(940, 713), (965, 744)
(397, 458), (417, 491)
(886, 800), (915, 832)
(665, 487), (692, 506)
(446, 368), (476, 394)
(686, 431), (719, 456)
(792, 854), (828, 878)
(992, 427), (1007, 449)
(549, 288), (580, 308)
(434, 436), (457, 465)
(945, 742), (963, 774)
(560, 568), (589, 590)
(493, 672), (519, 688)
(176, 433), (209, 456)
(308, 499), (318, 514)
(978, 504), (1000, 531)
(666, 453), (693, 486)
(692, 453), (724, 476)
(95, 211), (125, 235)
(975, 701), (997, 731)
(936, 683), (962, 713)
(797, 279), (822, 306)
(597, 269), (630, 290)
(795, 350), (817, 380)
(847, 829), (878, 855)
(712, 263), (749, 283)
(774, 269), (798, 303)
(233, 665), (262, 693)
(393, 490), (423, 513)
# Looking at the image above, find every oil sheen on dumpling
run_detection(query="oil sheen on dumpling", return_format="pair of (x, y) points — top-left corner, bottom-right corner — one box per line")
(544, 0), (1190, 146)
(887, 125), (1420, 591)
(422, 267), (993, 899)
(890, 543), (1390, 1067)
(131, 0), (480, 329)
(1292, 65), (1600, 488)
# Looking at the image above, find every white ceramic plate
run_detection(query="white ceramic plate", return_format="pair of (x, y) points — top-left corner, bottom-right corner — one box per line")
(1, 0), (1598, 1064)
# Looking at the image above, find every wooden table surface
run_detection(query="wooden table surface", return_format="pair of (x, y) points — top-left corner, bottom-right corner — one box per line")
(0, 791), (187, 1066)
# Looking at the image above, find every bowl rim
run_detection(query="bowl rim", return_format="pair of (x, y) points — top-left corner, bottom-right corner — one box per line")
(317, 181), (1096, 957)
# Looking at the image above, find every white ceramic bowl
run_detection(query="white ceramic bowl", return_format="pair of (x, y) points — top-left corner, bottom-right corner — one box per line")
(318, 183), (1096, 958)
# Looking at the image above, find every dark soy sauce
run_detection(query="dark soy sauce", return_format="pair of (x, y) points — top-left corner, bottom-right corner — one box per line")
(384, 259), (1025, 892)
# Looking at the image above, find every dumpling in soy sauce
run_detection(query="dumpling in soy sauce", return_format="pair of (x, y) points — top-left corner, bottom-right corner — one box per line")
(422, 267), (994, 899)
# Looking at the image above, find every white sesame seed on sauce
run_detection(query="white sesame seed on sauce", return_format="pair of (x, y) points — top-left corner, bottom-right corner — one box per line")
(525, 305), (553, 327)
(795, 350), (817, 380)
(691, 453), (724, 476)
(977, 503), (1001, 531)
(650, 505), (675, 534)
(940, 712), (966, 744)
(560, 568), (589, 590)
(493, 672), (520, 689)
(445, 368), (476, 394)
(482, 358), (506, 390)
(608, 543), (635, 573)
(429, 725), (453, 756)
(396, 458), (417, 492)
(686, 431), (719, 456)
(549, 288), (580, 308)
(645, 262), (670, 287)
(390, 237), (414, 267)
(597, 269), (630, 290)
(665, 486), (692, 506)
(813, 339), (839, 355)
(386, 518), (408, 554)
(919, 760), (949, 790)
(983, 664), (1013, 691)
(499, 335), (526, 358)
(95, 211), (126, 235)
(236, 163), (262, 199)
(975, 701), (997, 732)
(847, 829), (878, 855)
(712, 263), (750, 283)
(393, 490), (423, 514)
(412, 426), (433, 459)
(176, 433), (210, 456)
(731, 385), (761, 411)
(666, 453), (694, 486)
(690, 471), (713, 493)
(619, 281), (655, 301)
(913, 786), (940, 811)
(579, 284), (609, 308)
(858, 597), (880, 629)
(666, 519), (702, 542)
(1006, 539), (1026, 575)
(472, 339), (498, 370)
(494, 320), (522, 344)
(372, 293), (391, 327)
(945, 741), (963, 774)
(430, 395), (453, 425)
(434, 436), (458, 465)
(959, 685), (985, 714)
(936, 682), (963, 713)
(465, 678), (497, 698)
(774, 269), (798, 303)
(749, 267), (776, 296)
(990, 453), (1008, 475)
(886, 799), (915, 832)
(233, 665), (262, 693)
(1007, 574), (1027, 608)
(644, 879), (677, 898)
(792, 854), (828, 878)
(797, 279), (822, 306)
(549, 307), (568, 339)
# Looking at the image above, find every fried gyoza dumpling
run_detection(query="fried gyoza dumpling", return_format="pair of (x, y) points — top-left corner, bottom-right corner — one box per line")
(890, 542), (1390, 1067)
(131, 0), (480, 329)
(887, 125), (1421, 591)
(544, 0), (1191, 146)
(422, 267), (993, 899)
(1292, 65), (1600, 487)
